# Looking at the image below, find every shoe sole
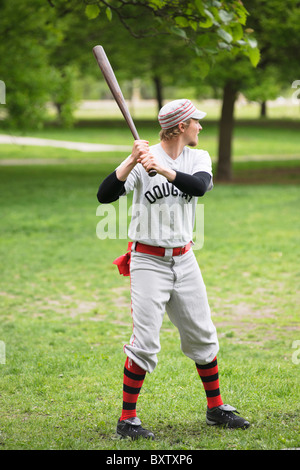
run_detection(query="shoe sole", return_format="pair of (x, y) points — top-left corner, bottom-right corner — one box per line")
(115, 430), (155, 440)
(206, 418), (250, 429)
(115, 431), (131, 440)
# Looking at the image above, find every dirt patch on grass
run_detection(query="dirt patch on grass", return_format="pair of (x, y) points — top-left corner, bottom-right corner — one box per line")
(111, 286), (130, 309)
(29, 296), (99, 318)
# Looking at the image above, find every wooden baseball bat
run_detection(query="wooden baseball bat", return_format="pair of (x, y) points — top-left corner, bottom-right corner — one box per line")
(93, 45), (157, 177)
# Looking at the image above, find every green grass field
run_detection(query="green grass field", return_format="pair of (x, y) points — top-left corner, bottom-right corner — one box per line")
(0, 118), (299, 451)
(1, 118), (300, 162)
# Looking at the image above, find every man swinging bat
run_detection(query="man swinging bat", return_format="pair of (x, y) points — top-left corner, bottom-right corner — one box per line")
(97, 99), (250, 440)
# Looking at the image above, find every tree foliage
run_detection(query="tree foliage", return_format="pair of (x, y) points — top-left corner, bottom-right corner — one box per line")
(1, 0), (259, 128)
(198, 0), (300, 180)
(0, 0), (58, 128)
(79, 0), (260, 70)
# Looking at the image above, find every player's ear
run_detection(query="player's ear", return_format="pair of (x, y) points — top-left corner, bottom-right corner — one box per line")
(178, 122), (186, 133)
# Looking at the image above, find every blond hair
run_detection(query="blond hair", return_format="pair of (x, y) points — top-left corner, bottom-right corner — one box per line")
(159, 119), (192, 141)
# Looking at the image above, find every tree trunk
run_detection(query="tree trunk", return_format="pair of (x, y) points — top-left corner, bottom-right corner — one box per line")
(216, 81), (238, 181)
(54, 102), (62, 118)
(260, 100), (267, 118)
(153, 76), (163, 112)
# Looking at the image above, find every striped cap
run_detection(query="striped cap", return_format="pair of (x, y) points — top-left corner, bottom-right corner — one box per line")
(158, 99), (206, 129)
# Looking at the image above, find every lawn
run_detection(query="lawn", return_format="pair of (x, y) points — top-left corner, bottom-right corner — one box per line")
(1, 118), (300, 163)
(0, 120), (299, 451)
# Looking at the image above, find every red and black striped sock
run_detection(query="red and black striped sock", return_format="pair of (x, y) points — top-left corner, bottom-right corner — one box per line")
(120, 356), (146, 421)
(196, 356), (223, 409)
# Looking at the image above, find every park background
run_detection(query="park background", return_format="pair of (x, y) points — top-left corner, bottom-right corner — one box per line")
(0, 0), (299, 451)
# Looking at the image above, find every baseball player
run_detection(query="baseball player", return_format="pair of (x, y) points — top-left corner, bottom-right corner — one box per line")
(97, 99), (250, 440)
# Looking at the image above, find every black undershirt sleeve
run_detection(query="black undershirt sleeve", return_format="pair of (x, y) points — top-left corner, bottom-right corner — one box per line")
(97, 169), (212, 203)
(97, 170), (126, 203)
(172, 171), (212, 197)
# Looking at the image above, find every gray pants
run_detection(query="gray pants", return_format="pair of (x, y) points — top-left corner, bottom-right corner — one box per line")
(124, 247), (219, 373)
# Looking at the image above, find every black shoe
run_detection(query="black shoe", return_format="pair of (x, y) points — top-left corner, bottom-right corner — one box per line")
(116, 417), (155, 440)
(206, 404), (250, 429)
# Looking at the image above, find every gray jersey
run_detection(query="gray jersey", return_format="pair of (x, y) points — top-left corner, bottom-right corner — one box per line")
(118, 143), (213, 248)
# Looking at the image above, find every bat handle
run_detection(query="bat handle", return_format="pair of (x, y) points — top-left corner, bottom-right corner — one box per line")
(132, 132), (157, 177)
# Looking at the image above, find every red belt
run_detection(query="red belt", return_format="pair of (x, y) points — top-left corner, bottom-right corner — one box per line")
(113, 241), (192, 277)
(135, 241), (192, 257)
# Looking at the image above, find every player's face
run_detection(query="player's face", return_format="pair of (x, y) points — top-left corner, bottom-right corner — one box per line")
(184, 119), (202, 147)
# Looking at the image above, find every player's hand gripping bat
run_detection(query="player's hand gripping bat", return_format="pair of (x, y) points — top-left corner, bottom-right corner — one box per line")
(93, 45), (157, 177)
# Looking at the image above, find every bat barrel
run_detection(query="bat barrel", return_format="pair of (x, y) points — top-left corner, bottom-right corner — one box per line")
(93, 46), (140, 140)
(93, 45), (157, 176)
